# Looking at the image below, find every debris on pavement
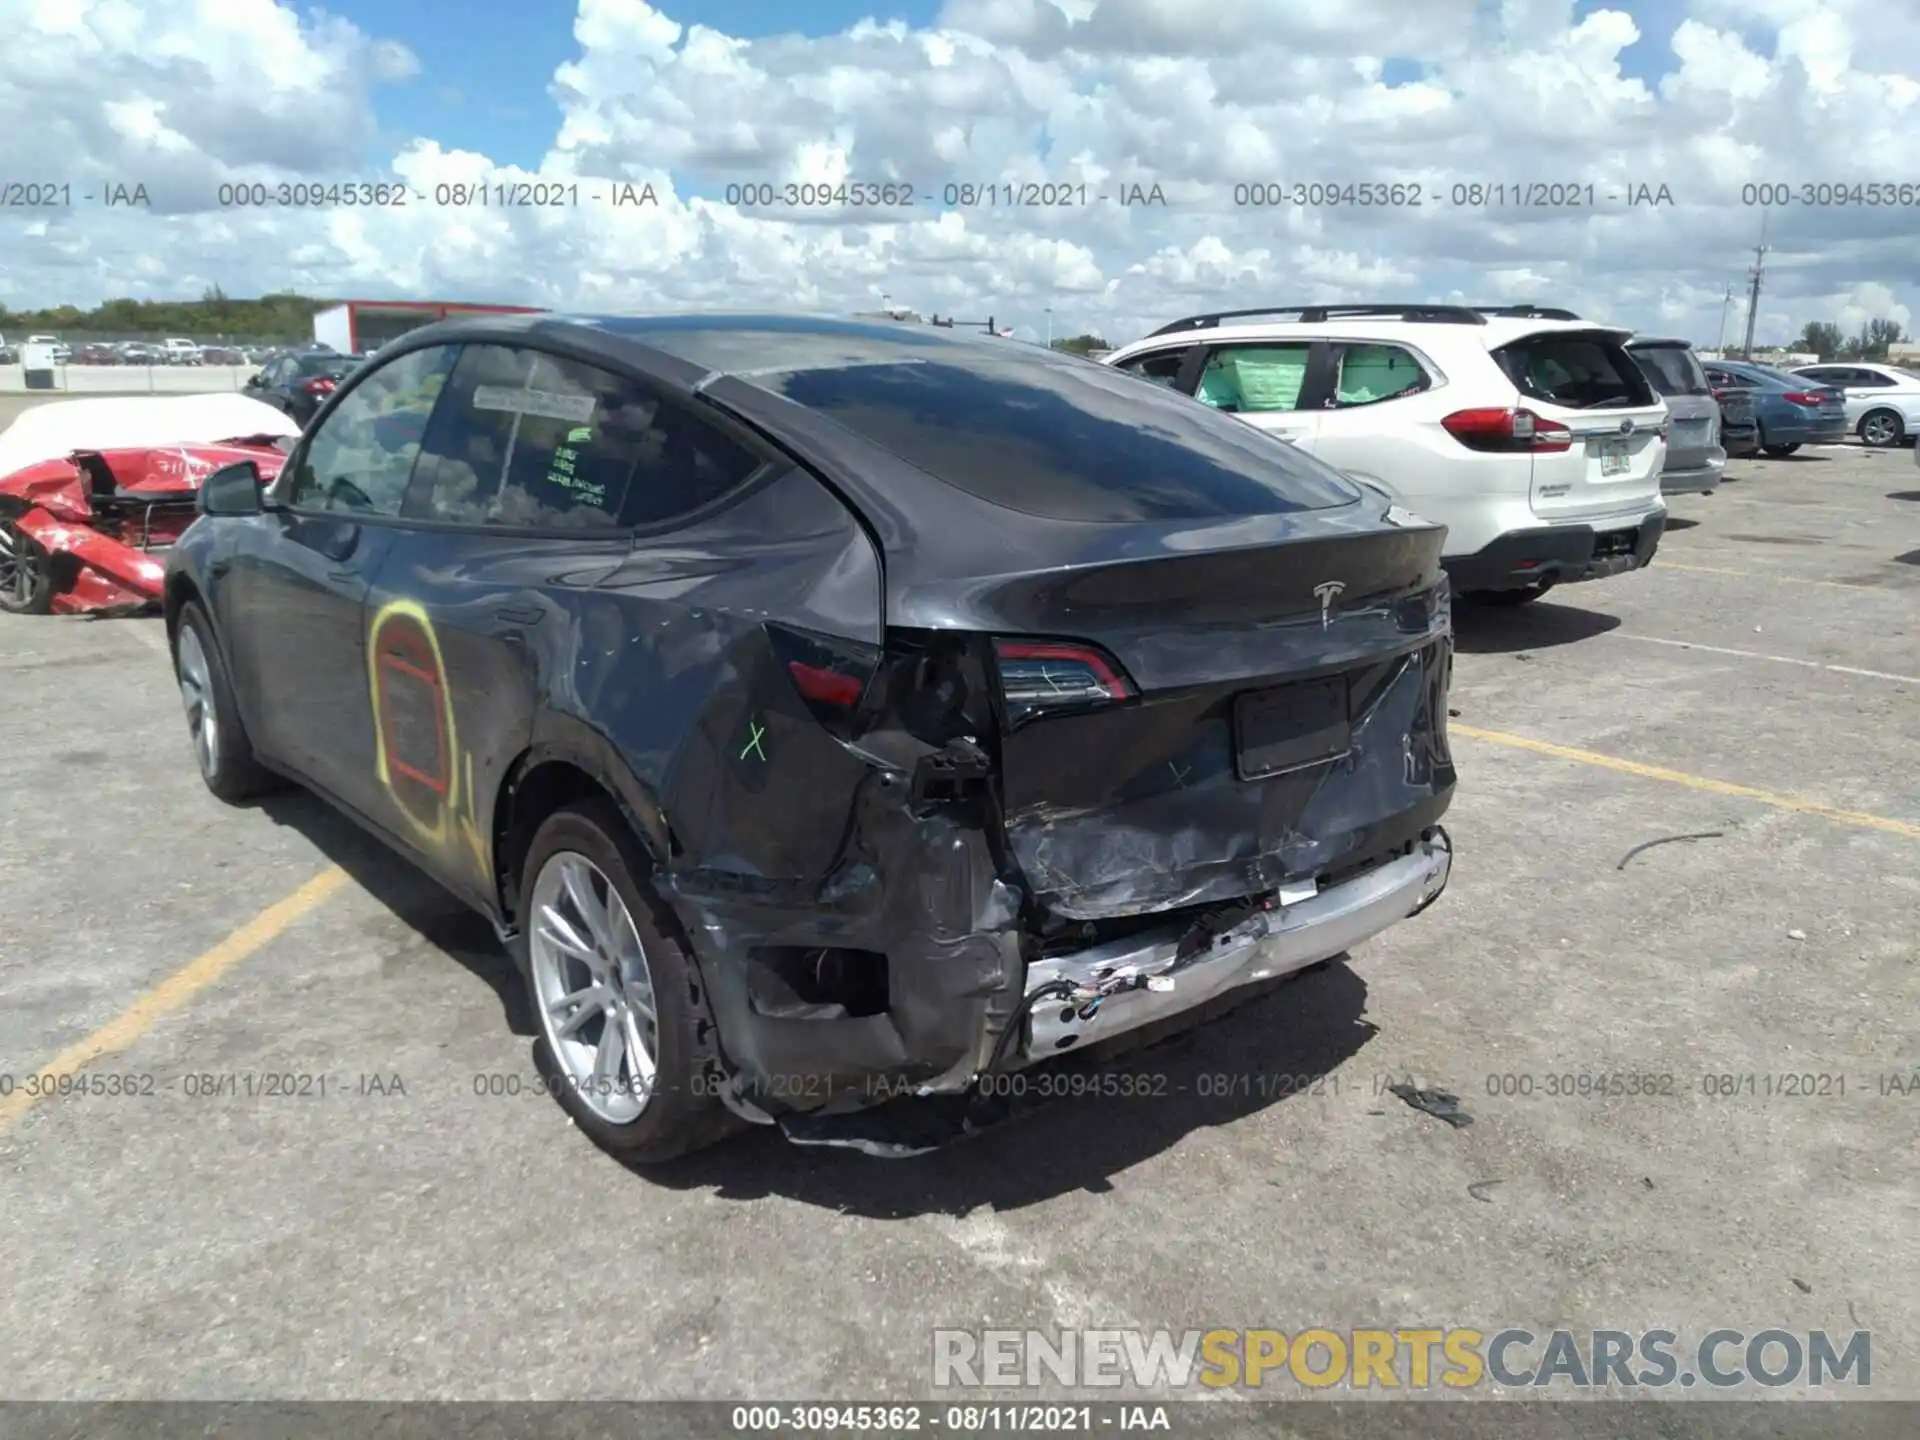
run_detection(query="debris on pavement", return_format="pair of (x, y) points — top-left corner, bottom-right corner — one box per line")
(1616, 830), (1726, 869)
(1467, 1179), (1503, 1202)
(1386, 1082), (1474, 1129)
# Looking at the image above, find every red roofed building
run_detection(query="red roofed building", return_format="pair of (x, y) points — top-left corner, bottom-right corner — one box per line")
(312, 300), (545, 354)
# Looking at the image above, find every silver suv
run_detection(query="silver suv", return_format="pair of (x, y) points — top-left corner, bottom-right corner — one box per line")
(1627, 338), (1723, 495)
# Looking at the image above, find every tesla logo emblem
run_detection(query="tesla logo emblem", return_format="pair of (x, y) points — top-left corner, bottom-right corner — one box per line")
(1619, 419), (1635, 435)
(1314, 581), (1345, 628)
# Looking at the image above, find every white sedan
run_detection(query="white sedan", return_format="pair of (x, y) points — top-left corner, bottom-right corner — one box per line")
(1790, 362), (1920, 448)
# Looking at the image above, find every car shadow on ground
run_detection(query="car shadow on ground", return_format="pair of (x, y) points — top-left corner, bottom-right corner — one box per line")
(1754, 452), (1833, 463)
(1451, 596), (1620, 655)
(255, 787), (535, 1036)
(1662, 517), (1702, 530)
(1888, 491), (1920, 502)
(248, 782), (1386, 1214)
(645, 961), (1381, 1217)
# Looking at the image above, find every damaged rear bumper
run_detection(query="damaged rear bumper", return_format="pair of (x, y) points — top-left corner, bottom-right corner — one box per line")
(1019, 828), (1452, 1064)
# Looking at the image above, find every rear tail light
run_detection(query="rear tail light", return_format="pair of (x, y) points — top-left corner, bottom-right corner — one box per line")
(993, 639), (1134, 725)
(1710, 388), (1728, 400)
(304, 376), (338, 396)
(766, 624), (879, 736)
(1781, 391), (1828, 406)
(1440, 407), (1573, 453)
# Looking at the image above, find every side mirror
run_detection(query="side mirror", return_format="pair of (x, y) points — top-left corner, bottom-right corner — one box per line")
(244, 373), (263, 387)
(199, 461), (265, 517)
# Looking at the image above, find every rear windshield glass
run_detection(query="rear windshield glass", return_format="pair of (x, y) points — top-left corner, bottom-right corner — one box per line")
(717, 342), (1359, 521)
(297, 354), (349, 377)
(1629, 345), (1708, 397)
(1496, 332), (1655, 409)
(1739, 365), (1818, 387)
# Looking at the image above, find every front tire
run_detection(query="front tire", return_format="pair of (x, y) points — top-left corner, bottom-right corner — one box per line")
(172, 602), (278, 801)
(1761, 442), (1800, 457)
(0, 518), (52, 614)
(0, 520), (53, 614)
(1858, 409), (1905, 448)
(516, 799), (734, 1163)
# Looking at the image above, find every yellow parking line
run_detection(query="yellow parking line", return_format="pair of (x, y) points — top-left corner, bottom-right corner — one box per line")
(1451, 725), (1920, 839)
(1658, 561), (1869, 592)
(0, 867), (349, 1135)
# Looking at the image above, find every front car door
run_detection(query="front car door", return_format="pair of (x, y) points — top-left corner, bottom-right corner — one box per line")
(217, 343), (461, 809)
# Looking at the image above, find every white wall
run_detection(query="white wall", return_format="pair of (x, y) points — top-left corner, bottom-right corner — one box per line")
(311, 305), (354, 352)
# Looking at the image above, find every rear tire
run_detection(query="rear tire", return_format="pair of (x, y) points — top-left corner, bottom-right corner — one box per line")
(1858, 409), (1905, 448)
(0, 520), (53, 614)
(515, 798), (737, 1164)
(1761, 442), (1800, 457)
(172, 602), (279, 802)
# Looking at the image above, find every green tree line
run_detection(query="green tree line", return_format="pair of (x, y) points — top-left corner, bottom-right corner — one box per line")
(1795, 318), (1910, 363)
(0, 287), (324, 341)
(1049, 333), (1109, 356)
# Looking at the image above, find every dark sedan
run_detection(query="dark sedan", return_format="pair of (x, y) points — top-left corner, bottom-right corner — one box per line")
(1701, 360), (1847, 456)
(241, 349), (364, 424)
(163, 313), (1456, 1162)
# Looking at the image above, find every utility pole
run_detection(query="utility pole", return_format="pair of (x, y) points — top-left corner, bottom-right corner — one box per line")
(1715, 285), (1736, 353)
(1739, 214), (1769, 360)
(1045, 306), (1053, 348)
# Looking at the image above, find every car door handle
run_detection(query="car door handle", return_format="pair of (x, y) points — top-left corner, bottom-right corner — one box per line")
(495, 604), (544, 625)
(327, 569), (357, 584)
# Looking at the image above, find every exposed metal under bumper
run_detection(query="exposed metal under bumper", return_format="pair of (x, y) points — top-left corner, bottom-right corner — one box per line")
(1017, 829), (1453, 1064)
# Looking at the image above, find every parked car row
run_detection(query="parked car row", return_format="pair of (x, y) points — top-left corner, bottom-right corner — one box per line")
(5, 338), (294, 367)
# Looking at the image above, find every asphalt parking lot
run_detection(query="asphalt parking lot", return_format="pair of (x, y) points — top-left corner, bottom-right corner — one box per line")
(1, 393), (1916, 1410)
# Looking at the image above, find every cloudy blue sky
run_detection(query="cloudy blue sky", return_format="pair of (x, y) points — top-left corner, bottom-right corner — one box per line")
(3, 0), (1916, 348)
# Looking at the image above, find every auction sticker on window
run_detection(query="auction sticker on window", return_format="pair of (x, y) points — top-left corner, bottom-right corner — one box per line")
(471, 385), (596, 423)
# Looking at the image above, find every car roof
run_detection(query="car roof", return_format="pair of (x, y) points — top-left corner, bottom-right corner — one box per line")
(1109, 314), (1614, 356)
(377, 310), (1100, 389)
(1627, 336), (1692, 348)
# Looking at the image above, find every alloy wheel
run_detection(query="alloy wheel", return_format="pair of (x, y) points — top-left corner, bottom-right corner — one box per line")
(1861, 413), (1901, 448)
(0, 521), (35, 606)
(526, 851), (660, 1125)
(175, 624), (220, 778)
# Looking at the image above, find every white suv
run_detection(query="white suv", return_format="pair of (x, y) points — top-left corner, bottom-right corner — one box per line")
(160, 338), (203, 365)
(1102, 304), (1671, 603)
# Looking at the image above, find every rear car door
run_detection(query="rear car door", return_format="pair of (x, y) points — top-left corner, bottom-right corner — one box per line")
(219, 343), (460, 806)
(1311, 339), (1436, 475)
(368, 341), (774, 904)
(1189, 341), (1329, 450)
(1494, 327), (1668, 520)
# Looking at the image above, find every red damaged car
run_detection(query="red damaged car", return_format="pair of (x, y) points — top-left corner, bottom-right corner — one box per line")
(0, 395), (299, 615)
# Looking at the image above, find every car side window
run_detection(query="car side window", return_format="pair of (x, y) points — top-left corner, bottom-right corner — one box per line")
(1114, 350), (1188, 390)
(1194, 343), (1313, 413)
(1330, 343), (1429, 408)
(286, 344), (460, 516)
(1851, 369), (1892, 387)
(409, 344), (767, 530)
